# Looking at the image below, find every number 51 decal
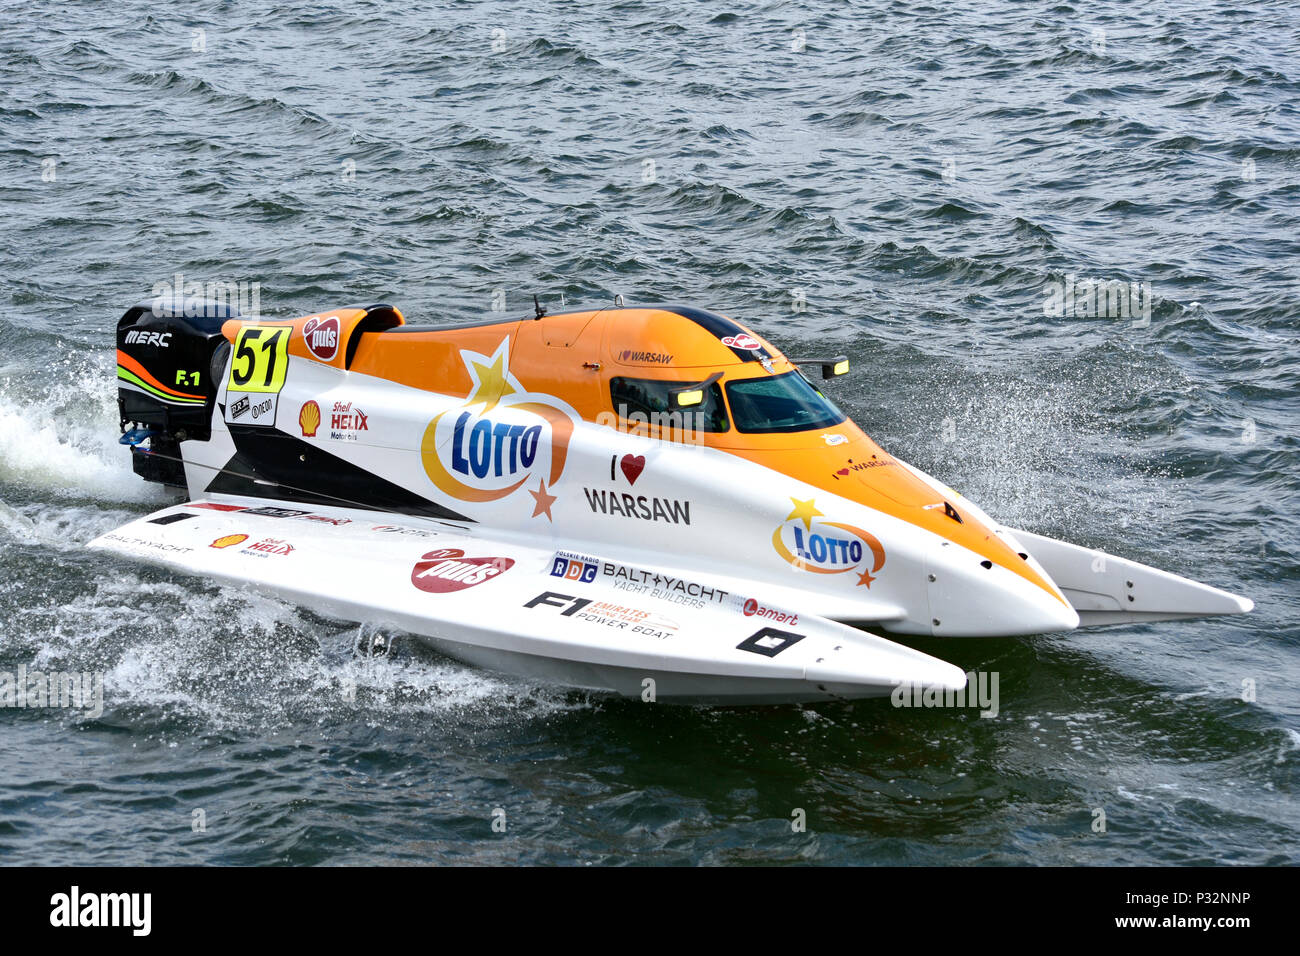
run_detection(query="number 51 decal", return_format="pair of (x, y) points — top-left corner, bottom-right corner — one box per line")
(228, 326), (290, 393)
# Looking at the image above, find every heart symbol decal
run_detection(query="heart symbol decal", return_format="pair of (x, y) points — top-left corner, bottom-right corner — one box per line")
(620, 454), (645, 485)
(837, 468), (850, 476)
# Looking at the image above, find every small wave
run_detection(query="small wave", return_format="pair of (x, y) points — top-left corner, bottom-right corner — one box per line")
(231, 197), (306, 220)
(808, 110), (896, 132)
(921, 201), (983, 221)
(521, 37), (605, 68)
(0, 386), (165, 505)
(0, 501), (144, 551)
(28, 572), (588, 734)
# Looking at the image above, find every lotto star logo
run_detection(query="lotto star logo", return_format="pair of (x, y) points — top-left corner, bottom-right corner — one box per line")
(420, 338), (578, 520)
(772, 497), (886, 587)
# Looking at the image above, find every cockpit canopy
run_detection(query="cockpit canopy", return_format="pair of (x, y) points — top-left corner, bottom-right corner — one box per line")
(331, 303), (852, 445)
(608, 369), (844, 435)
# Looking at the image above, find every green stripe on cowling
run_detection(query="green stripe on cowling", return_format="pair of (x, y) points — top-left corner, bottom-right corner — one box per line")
(117, 367), (206, 405)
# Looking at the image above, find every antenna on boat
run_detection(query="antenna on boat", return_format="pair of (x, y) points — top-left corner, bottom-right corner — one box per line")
(533, 294), (546, 320)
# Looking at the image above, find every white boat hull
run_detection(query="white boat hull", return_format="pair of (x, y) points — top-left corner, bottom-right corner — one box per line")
(88, 498), (968, 705)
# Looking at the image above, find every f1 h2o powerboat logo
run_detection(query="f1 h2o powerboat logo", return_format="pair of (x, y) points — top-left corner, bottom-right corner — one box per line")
(772, 497), (887, 587)
(421, 339), (578, 520)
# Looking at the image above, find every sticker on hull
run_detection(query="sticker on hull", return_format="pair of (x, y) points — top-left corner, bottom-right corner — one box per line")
(411, 547), (514, 593)
(225, 325), (291, 428)
(420, 339), (577, 520)
(772, 497), (886, 587)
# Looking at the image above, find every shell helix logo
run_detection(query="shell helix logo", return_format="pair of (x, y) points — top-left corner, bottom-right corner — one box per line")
(299, 400), (321, 437)
(210, 533), (249, 549)
(772, 497), (886, 587)
(421, 339), (577, 519)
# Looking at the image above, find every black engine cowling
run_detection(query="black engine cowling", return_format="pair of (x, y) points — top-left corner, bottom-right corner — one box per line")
(116, 297), (237, 487)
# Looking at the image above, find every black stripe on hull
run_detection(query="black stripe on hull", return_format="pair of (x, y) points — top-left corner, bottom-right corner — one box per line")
(207, 426), (473, 522)
(659, 305), (773, 363)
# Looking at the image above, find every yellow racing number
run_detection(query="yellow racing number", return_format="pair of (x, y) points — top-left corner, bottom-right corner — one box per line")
(228, 326), (290, 393)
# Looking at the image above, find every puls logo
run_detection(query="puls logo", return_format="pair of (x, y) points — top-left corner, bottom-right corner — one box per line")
(772, 497), (886, 587)
(411, 547), (514, 593)
(421, 339), (577, 520)
(721, 332), (762, 350)
(302, 314), (341, 362)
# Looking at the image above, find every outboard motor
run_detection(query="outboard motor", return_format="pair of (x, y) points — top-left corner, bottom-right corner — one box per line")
(116, 297), (236, 487)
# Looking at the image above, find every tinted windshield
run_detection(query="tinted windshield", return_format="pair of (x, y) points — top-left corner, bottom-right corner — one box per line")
(725, 371), (846, 433)
(609, 377), (730, 432)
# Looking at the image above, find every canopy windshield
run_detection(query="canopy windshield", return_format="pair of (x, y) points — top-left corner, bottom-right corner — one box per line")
(725, 371), (845, 434)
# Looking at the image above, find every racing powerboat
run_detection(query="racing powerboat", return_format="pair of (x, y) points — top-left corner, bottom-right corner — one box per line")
(92, 297), (1253, 704)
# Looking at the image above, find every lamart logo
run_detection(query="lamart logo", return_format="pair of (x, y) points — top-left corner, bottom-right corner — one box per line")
(371, 524), (436, 537)
(411, 547), (514, 593)
(302, 314), (341, 361)
(742, 598), (798, 626)
(420, 339), (577, 520)
(772, 497), (886, 587)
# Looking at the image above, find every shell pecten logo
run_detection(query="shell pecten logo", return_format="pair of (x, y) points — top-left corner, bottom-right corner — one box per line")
(299, 400), (321, 437)
(420, 339), (577, 519)
(772, 496), (886, 587)
(210, 533), (249, 549)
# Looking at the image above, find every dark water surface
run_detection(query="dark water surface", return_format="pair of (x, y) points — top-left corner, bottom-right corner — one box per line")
(0, 0), (1296, 864)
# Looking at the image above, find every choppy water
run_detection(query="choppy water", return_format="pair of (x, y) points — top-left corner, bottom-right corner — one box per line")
(0, 0), (1296, 865)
